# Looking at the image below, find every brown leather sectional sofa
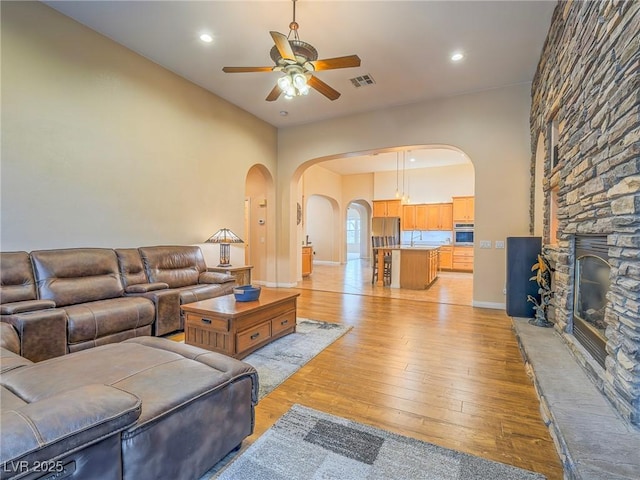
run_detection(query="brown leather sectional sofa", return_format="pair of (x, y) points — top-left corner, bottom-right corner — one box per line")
(0, 246), (236, 362)
(0, 322), (258, 480)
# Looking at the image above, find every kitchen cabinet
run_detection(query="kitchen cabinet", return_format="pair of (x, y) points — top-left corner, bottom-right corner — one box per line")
(401, 204), (430, 231)
(302, 246), (313, 277)
(399, 247), (439, 289)
(373, 199), (402, 218)
(401, 204), (415, 230)
(439, 245), (453, 270)
(452, 196), (474, 222)
(426, 203), (453, 230)
(401, 204), (428, 230)
(453, 246), (474, 272)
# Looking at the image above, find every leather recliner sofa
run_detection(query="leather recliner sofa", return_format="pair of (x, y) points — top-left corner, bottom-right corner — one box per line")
(0, 322), (258, 480)
(0, 246), (236, 362)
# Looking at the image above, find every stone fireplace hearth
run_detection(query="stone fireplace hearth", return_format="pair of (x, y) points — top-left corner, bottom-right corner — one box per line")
(529, 0), (639, 431)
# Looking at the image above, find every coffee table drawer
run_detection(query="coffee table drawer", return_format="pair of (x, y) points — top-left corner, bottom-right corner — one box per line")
(186, 313), (230, 332)
(237, 321), (271, 353)
(272, 310), (296, 335)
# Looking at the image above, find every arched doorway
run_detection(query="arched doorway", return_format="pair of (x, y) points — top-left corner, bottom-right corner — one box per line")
(245, 164), (275, 285)
(346, 200), (372, 261)
(305, 194), (341, 264)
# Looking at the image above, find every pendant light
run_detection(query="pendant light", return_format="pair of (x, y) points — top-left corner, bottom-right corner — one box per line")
(395, 152), (400, 198)
(401, 151), (407, 202)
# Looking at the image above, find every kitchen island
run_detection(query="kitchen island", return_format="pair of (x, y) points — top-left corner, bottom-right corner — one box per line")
(376, 246), (440, 289)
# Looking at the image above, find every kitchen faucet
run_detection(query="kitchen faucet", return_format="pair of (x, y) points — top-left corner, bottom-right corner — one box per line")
(410, 230), (422, 247)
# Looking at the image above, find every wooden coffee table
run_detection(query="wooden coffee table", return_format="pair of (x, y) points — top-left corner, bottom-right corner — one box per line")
(181, 289), (300, 359)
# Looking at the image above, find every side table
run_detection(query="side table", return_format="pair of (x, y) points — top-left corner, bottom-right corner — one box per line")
(208, 265), (253, 286)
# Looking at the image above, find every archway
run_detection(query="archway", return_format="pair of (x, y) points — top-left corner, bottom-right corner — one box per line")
(290, 144), (475, 285)
(346, 200), (372, 261)
(245, 164), (276, 285)
(305, 194), (341, 265)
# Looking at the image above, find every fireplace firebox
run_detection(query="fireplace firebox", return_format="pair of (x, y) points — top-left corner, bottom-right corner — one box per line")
(573, 236), (610, 368)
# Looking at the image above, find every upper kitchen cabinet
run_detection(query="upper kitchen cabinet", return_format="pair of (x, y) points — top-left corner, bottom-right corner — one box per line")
(452, 196), (475, 222)
(426, 203), (453, 231)
(401, 204), (428, 230)
(373, 199), (402, 218)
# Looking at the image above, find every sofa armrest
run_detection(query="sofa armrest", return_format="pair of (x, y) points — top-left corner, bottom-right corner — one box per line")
(0, 322), (21, 355)
(125, 282), (169, 293)
(0, 300), (56, 315)
(125, 289), (181, 336)
(2, 310), (68, 362)
(0, 384), (141, 475)
(198, 272), (234, 284)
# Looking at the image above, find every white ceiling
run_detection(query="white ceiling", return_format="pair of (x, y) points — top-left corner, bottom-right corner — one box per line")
(43, 0), (555, 175)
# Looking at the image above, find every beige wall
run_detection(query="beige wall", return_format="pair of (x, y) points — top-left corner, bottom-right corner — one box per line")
(1, 2), (277, 259)
(278, 84), (533, 306)
(374, 164), (474, 203)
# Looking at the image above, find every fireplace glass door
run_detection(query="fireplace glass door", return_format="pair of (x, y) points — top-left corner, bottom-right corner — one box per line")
(573, 252), (610, 367)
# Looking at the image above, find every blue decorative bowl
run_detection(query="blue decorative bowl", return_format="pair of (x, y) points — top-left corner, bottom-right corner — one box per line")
(233, 285), (261, 302)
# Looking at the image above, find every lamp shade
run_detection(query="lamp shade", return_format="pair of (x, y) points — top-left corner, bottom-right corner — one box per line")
(205, 228), (244, 244)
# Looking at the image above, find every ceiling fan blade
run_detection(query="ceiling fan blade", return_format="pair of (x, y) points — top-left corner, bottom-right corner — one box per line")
(311, 55), (361, 71)
(270, 31), (296, 61)
(222, 66), (274, 73)
(308, 75), (341, 101)
(266, 84), (282, 102)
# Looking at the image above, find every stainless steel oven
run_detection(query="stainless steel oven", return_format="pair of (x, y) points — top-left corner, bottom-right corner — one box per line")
(454, 223), (474, 246)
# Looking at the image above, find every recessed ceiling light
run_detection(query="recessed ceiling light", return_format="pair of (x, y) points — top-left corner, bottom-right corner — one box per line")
(409, 157), (416, 162)
(199, 33), (213, 43)
(451, 52), (464, 62)
(279, 111), (289, 116)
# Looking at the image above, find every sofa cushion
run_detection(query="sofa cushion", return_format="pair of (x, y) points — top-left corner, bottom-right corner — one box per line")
(0, 347), (33, 374)
(116, 248), (149, 287)
(0, 384), (141, 472)
(0, 251), (37, 304)
(65, 297), (155, 345)
(139, 246), (207, 288)
(31, 248), (124, 306)
(0, 341), (258, 422)
(0, 385), (27, 410)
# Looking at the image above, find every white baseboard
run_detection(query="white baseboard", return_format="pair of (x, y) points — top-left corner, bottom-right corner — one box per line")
(472, 301), (506, 310)
(251, 280), (295, 288)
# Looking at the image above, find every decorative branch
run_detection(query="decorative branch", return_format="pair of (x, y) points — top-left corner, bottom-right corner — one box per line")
(527, 254), (554, 327)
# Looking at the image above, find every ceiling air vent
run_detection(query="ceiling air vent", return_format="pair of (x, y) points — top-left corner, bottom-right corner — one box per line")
(350, 74), (376, 88)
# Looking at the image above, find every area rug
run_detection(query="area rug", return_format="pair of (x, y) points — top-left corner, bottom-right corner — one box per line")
(242, 318), (351, 399)
(213, 404), (546, 480)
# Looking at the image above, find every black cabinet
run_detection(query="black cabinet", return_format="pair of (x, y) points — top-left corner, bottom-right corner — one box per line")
(506, 237), (542, 318)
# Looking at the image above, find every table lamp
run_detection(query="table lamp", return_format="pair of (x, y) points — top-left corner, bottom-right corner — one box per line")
(206, 228), (244, 267)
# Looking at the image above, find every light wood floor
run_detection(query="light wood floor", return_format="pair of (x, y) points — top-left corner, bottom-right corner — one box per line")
(247, 259), (563, 479)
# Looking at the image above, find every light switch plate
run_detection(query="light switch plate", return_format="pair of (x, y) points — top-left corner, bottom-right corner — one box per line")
(495, 240), (505, 249)
(479, 240), (491, 249)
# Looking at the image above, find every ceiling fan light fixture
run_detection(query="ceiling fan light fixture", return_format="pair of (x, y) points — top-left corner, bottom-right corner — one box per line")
(277, 75), (292, 91)
(293, 72), (307, 89)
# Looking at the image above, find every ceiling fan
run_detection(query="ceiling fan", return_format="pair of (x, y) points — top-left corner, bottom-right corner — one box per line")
(222, 0), (361, 102)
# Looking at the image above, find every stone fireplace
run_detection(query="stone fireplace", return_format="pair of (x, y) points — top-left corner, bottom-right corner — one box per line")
(530, 0), (639, 428)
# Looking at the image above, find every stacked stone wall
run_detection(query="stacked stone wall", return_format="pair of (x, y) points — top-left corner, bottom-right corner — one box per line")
(530, 0), (639, 425)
